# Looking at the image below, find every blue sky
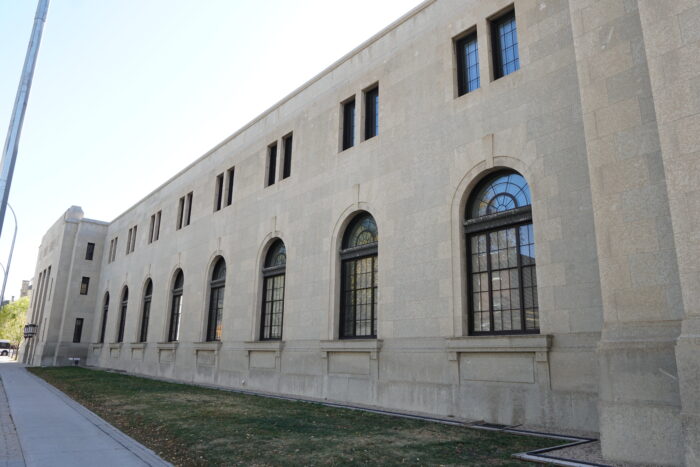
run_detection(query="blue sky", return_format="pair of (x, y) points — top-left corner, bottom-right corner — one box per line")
(0, 0), (423, 299)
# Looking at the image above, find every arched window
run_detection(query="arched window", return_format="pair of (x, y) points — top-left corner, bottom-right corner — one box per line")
(139, 280), (152, 343)
(260, 240), (286, 340)
(117, 287), (129, 343)
(340, 212), (378, 338)
(206, 258), (226, 341)
(168, 270), (184, 342)
(465, 171), (538, 334)
(99, 292), (109, 343)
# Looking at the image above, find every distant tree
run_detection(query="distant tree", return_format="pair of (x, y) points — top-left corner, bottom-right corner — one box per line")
(0, 297), (30, 352)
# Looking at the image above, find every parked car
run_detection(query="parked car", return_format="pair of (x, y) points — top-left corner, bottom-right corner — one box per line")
(0, 340), (12, 356)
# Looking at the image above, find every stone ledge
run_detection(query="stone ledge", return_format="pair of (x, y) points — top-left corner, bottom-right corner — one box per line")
(90, 343), (103, 351)
(156, 342), (179, 351)
(243, 340), (284, 352)
(192, 341), (222, 352)
(129, 342), (147, 350)
(320, 339), (382, 360)
(108, 342), (123, 351)
(446, 335), (551, 354)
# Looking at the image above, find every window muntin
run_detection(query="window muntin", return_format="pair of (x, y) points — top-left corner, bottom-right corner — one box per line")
(168, 270), (184, 342)
(364, 86), (379, 140)
(206, 258), (226, 341)
(260, 240), (286, 340)
(492, 11), (520, 79)
(340, 213), (378, 339)
(139, 280), (152, 343)
(117, 287), (128, 343)
(282, 134), (293, 179)
(85, 242), (95, 260)
(72, 318), (83, 343)
(342, 98), (356, 150)
(99, 293), (109, 343)
(465, 171), (537, 335)
(456, 32), (480, 95)
(80, 277), (89, 295)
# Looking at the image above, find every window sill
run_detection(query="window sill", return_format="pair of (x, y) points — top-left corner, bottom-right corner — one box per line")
(320, 339), (382, 360)
(108, 342), (123, 350)
(129, 342), (147, 350)
(90, 343), (103, 351)
(192, 341), (222, 352)
(243, 340), (284, 353)
(156, 342), (179, 351)
(446, 334), (551, 360)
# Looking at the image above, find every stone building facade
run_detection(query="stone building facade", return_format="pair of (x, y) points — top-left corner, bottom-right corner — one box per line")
(20, 1), (699, 465)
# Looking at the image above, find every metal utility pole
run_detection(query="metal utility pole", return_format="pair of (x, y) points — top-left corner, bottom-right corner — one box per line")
(0, 0), (49, 239)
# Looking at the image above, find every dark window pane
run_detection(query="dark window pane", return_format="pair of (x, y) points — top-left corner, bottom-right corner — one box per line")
(85, 243), (95, 260)
(492, 12), (520, 79)
(342, 98), (355, 150)
(456, 33), (480, 95)
(282, 134), (292, 179)
(364, 87), (379, 140)
(267, 144), (277, 186)
(72, 318), (83, 343)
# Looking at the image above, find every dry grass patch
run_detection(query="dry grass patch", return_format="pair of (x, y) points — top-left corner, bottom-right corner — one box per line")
(30, 367), (559, 466)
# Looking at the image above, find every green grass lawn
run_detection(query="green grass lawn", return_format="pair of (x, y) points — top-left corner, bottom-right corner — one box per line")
(30, 367), (559, 466)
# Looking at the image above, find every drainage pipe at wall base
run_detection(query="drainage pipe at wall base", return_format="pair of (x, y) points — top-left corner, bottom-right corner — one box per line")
(90, 365), (606, 466)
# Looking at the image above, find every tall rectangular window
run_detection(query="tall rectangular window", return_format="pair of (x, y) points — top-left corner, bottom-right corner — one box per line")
(130, 226), (137, 253)
(154, 211), (161, 241)
(282, 134), (293, 179)
(456, 32), (480, 95)
(108, 239), (113, 263)
(109, 237), (118, 262)
(72, 318), (84, 343)
(342, 97), (356, 150)
(214, 173), (224, 211)
(267, 143), (277, 187)
(85, 242), (95, 261)
(148, 215), (155, 243)
(491, 10), (520, 79)
(225, 167), (235, 206)
(185, 192), (193, 226)
(177, 196), (185, 229)
(364, 86), (379, 140)
(80, 277), (90, 295)
(126, 228), (133, 254)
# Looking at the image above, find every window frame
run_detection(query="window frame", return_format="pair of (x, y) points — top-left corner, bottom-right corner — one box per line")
(266, 143), (277, 187)
(72, 318), (84, 343)
(455, 30), (480, 96)
(260, 240), (286, 341)
(363, 85), (379, 140)
(85, 242), (95, 261)
(342, 97), (356, 151)
(168, 271), (184, 342)
(139, 280), (152, 343)
(214, 172), (224, 212)
(282, 133), (293, 180)
(206, 258), (226, 342)
(491, 9), (520, 80)
(99, 293), (109, 343)
(79, 276), (90, 295)
(116, 287), (128, 343)
(464, 171), (538, 336)
(339, 213), (379, 339)
(225, 167), (235, 206)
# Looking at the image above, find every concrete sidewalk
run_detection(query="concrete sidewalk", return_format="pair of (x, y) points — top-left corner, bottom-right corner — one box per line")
(0, 361), (170, 467)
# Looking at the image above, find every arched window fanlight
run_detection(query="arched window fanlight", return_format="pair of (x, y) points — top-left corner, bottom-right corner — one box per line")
(340, 212), (378, 339)
(260, 240), (286, 340)
(465, 171), (538, 335)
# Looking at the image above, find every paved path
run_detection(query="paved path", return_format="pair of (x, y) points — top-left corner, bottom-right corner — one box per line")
(0, 361), (170, 467)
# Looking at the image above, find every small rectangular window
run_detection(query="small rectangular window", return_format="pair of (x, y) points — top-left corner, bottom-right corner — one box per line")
(491, 10), (520, 79)
(108, 239), (114, 263)
(364, 86), (379, 140)
(85, 242), (95, 261)
(282, 134), (293, 179)
(185, 192), (193, 226)
(342, 98), (356, 150)
(177, 196), (185, 229)
(80, 277), (89, 295)
(456, 32), (480, 95)
(72, 318), (84, 343)
(111, 237), (118, 262)
(225, 167), (235, 206)
(154, 211), (161, 241)
(126, 228), (132, 254)
(131, 226), (137, 252)
(148, 215), (155, 243)
(267, 143), (277, 187)
(214, 173), (224, 212)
